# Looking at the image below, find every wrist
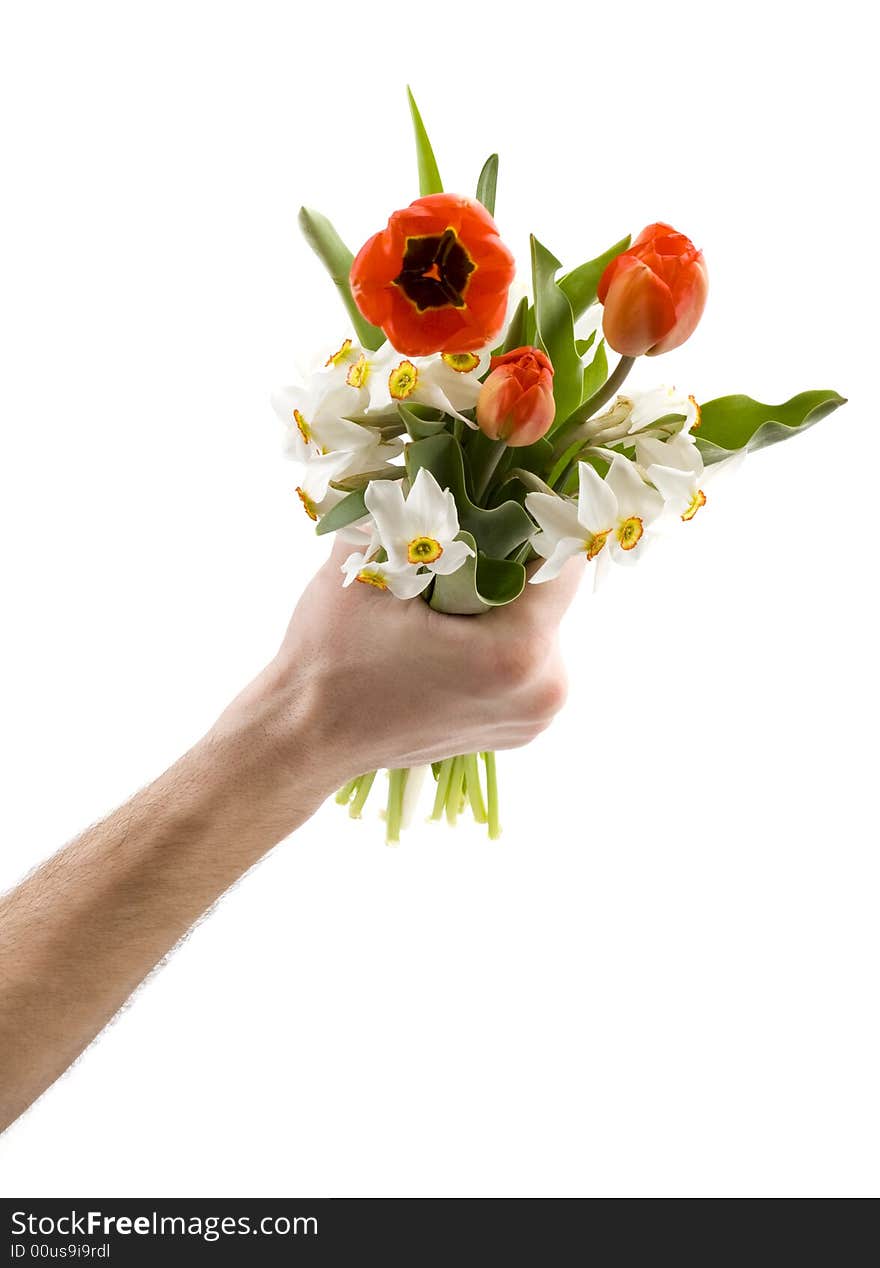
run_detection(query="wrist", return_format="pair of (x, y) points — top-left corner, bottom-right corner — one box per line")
(201, 657), (345, 844)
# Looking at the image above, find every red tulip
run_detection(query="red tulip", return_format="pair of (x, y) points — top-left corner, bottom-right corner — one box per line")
(476, 346), (556, 447)
(597, 223), (708, 357)
(350, 194), (515, 357)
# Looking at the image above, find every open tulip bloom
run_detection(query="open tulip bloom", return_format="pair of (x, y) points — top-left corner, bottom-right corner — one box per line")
(279, 88), (846, 844)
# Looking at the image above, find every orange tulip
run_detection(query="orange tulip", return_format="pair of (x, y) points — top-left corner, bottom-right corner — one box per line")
(350, 194), (515, 357)
(476, 346), (556, 447)
(597, 223), (708, 357)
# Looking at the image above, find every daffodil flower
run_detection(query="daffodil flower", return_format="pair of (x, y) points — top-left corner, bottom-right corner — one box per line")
(525, 455), (663, 582)
(623, 385), (701, 435)
(291, 432), (404, 524)
(272, 379), (373, 464)
(362, 347), (489, 424)
(361, 467), (474, 584)
(340, 546), (435, 599)
(635, 433), (707, 522)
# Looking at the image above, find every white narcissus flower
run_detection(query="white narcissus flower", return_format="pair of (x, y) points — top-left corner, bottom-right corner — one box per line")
(622, 385), (701, 435)
(272, 379), (373, 463)
(340, 546), (435, 600)
(366, 467), (475, 578)
(291, 433), (404, 523)
(340, 468), (475, 599)
(362, 347), (490, 424)
(635, 433), (707, 522)
(525, 456), (664, 582)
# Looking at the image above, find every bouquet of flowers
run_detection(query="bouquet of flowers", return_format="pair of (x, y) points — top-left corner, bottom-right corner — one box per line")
(274, 89), (845, 844)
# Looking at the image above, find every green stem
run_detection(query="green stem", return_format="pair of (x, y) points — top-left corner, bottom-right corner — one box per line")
(386, 769), (408, 845)
(483, 752), (501, 840)
(445, 757), (464, 826)
(551, 355), (636, 454)
(473, 439), (508, 505)
(463, 753), (488, 824)
(431, 757), (455, 820)
(335, 778), (358, 805)
(349, 770), (376, 818)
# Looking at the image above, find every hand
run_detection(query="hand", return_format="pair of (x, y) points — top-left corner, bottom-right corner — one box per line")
(212, 540), (584, 828)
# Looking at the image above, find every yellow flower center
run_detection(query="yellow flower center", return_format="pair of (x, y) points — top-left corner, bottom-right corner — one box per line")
(585, 530), (609, 560)
(325, 338), (353, 367)
(356, 568), (388, 590)
(346, 353), (370, 388)
(295, 487), (318, 521)
(689, 395), (702, 430)
(407, 535), (443, 565)
(389, 360), (419, 400)
(442, 352), (480, 373)
(293, 409), (312, 444)
(616, 516), (644, 550)
(681, 488), (707, 521)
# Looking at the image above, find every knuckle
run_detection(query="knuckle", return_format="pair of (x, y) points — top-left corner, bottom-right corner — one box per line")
(530, 672), (568, 722)
(492, 641), (540, 689)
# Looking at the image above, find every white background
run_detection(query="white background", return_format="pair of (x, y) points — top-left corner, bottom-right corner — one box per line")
(1, 0), (876, 1198)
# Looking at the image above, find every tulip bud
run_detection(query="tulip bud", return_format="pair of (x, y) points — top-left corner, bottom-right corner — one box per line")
(597, 223), (708, 357)
(476, 346), (556, 447)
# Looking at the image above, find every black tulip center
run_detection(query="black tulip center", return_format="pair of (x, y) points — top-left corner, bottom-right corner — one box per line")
(394, 228), (475, 311)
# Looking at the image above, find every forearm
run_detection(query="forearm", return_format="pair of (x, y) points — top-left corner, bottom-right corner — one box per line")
(0, 664), (329, 1132)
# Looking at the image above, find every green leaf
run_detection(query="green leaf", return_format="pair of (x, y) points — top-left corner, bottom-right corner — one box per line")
(315, 487), (369, 536)
(406, 87), (443, 196)
(558, 235), (631, 321)
(397, 402), (450, 440)
(405, 433), (534, 558)
(575, 331), (596, 357)
(500, 295), (529, 353)
(430, 531), (526, 614)
(530, 236), (582, 423)
(476, 154), (499, 216)
(297, 208), (384, 351)
(694, 391), (847, 464)
(581, 339), (608, 402)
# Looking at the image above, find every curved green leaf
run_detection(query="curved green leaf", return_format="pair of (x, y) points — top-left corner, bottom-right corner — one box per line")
(695, 390), (847, 464)
(406, 87), (443, 196)
(298, 208), (385, 351)
(397, 402), (450, 440)
(405, 434), (534, 558)
(530, 236), (582, 423)
(430, 531), (526, 614)
(315, 487), (368, 536)
(499, 295), (529, 354)
(581, 338), (608, 401)
(476, 154), (499, 216)
(558, 235), (631, 321)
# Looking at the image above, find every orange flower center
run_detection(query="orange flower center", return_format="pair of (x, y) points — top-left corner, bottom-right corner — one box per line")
(616, 517), (644, 550)
(407, 535), (443, 565)
(681, 489), (707, 521)
(295, 487), (318, 521)
(393, 227), (475, 312)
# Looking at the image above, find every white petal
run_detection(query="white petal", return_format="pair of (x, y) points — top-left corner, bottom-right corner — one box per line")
(298, 450), (353, 502)
(340, 550), (368, 587)
(383, 565), (434, 600)
(429, 536), (475, 576)
(364, 477), (410, 560)
(529, 535), (585, 583)
(637, 433), (703, 476)
(577, 462), (618, 534)
(606, 455), (664, 523)
(625, 385), (691, 433)
(525, 491), (582, 552)
(406, 467), (449, 538)
(646, 463), (698, 516)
